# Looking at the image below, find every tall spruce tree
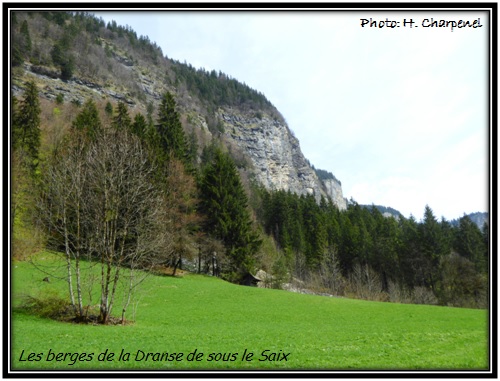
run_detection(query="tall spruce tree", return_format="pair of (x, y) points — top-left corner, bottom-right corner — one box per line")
(481, 221), (489, 271)
(20, 20), (32, 55)
(51, 32), (75, 80)
(71, 98), (101, 139)
(454, 215), (486, 272)
(12, 81), (41, 173)
(112, 101), (132, 131)
(131, 113), (147, 138)
(199, 146), (261, 281)
(398, 215), (423, 288)
(156, 92), (190, 166)
(419, 205), (446, 290)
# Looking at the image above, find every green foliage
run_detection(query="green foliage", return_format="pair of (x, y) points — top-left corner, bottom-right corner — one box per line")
(257, 189), (488, 307)
(105, 17), (162, 61)
(156, 92), (191, 167)
(419, 205), (448, 290)
(12, 42), (25, 67)
(439, 253), (487, 308)
(19, 291), (70, 320)
(10, 11), (488, 310)
(112, 101), (132, 130)
(170, 62), (279, 117)
(59, 56), (75, 81)
(51, 32), (75, 80)
(104, 101), (113, 116)
(11, 11), (18, 26)
(131, 112), (147, 138)
(454, 215), (487, 273)
(71, 98), (101, 139)
(19, 19), (32, 55)
(360, 204), (402, 218)
(199, 146), (261, 279)
(12, 17), (31, 66)
(187, 129), (199, 167)
(146, 101), (154, 125)
(55, 93), (64, 105)
(314, 167), (341, 185)
(12, 81), (41, 174)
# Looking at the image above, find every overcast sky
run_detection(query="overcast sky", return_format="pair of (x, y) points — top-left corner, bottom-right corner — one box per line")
(94, 9), (489, 221)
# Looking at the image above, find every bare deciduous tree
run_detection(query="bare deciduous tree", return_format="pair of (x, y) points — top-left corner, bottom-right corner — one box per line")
(163, 155), (200, 275)
(38, 128), (170, 324)
(348, 263), (383, 301)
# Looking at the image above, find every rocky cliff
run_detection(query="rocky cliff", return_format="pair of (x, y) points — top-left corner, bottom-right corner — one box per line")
(13, 65), (348, 211)
(11, 11), (348, 210)
(219, 107), (347, 209)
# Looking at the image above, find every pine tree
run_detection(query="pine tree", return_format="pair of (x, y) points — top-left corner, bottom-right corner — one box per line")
(131, 113), (147, 138)
(12, 81), (41, 173)
(301, 194), (327, 269)
(11, 13), (24, 66)
(419, 205), (446, 290)
(51, 33), (75, 80)
(156, 92), (190, 166)
(481, 222), (489, 272)
(12, 95), (19, 136)
(71, 98), (101, 139)
(454, 215), (486, 272)
(199, 146), (261, 280)
(187, 130), (199, 168)
(398, 215), (422, 288)
(104, 101), (113, 116)
(20, 20), (32, 56)
(146, 100), (155, 127)
(112, 101), (132, 130)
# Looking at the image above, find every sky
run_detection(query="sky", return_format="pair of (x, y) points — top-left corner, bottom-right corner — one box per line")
(94, 8), (490, 221)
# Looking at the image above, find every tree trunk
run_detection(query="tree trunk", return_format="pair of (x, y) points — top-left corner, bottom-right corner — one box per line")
(62, 209), (76, 314)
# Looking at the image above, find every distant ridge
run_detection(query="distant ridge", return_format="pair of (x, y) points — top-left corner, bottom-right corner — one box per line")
(360, 204), (403, 219)
(450, 212), (488, 229)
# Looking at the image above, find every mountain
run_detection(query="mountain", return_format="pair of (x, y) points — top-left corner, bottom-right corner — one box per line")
(10, 11), (347, 210)
(360, 204), (403, 219)
(450, 212), (489, 229)
(220, 109), (347, 208)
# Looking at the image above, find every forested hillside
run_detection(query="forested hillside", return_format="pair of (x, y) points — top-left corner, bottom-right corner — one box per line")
(11, 11), (489, 322)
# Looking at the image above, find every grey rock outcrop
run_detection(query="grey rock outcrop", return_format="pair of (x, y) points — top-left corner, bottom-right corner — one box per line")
(219, 108), (347, 210)
(322, 178), (347, 210)
(16, 60), (348, 211)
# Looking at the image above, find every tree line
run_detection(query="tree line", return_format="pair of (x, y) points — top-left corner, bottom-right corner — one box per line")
(255, 188), (489, 308)
(11, 11), (277, 119)
(169, 62), (279, 117)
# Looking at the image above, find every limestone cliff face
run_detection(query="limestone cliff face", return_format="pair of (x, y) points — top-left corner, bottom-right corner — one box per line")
(322, 178), (347, 210)
(13, 40), (347, 211)
(219, 108), (347, 210)
(15, 64), (348, 211)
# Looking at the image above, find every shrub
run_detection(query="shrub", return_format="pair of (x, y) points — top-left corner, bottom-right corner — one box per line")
(412, 286), (438, 305)
(20, 291), (72, 320)
(55, 93), (64, 105)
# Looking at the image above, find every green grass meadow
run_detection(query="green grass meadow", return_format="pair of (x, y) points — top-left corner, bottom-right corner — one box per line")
(10, 252), (489, 371)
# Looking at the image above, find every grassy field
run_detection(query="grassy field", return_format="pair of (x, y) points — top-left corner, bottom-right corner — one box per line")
(10, 252), (489, 371)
